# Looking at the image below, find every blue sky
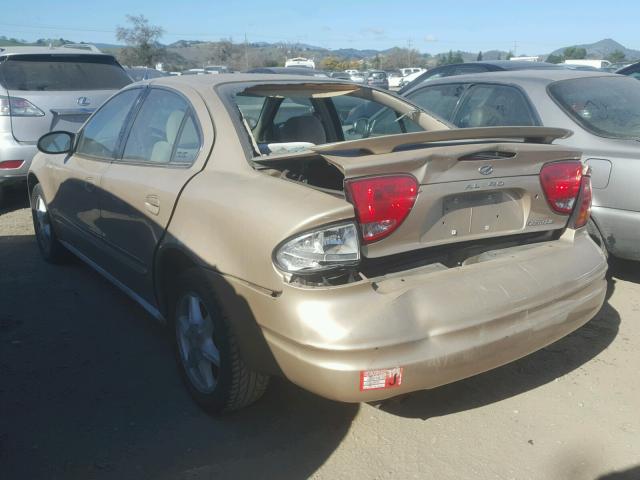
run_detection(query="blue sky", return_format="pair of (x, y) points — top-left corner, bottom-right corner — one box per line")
(2, 0), (639, 54)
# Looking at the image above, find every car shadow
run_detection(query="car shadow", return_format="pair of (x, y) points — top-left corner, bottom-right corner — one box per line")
(608, 256), (640, 284)
(0, 234), (358, 480)
(378, 277), (620, 420)
(0, 184), (30, 215)
(597, 465), (640, 480)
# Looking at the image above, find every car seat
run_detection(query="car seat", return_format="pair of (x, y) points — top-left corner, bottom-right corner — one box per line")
(150, 111), (184, 163)
(278, 115), (327, 145)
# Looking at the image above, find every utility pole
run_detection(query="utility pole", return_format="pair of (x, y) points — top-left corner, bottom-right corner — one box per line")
(244, 33), (249, 69)
(513, 40), (518, 57)
(407, 38), (413, 67)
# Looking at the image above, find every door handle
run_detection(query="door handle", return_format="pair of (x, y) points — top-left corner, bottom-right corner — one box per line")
(144, 194), (160, 216)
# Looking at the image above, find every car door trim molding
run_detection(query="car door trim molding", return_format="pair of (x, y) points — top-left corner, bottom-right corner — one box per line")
(60, 239), (166, 323)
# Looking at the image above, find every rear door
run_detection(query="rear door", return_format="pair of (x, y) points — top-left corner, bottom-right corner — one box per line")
(0, 53), (131, 142)
(98, 86), (212, 303)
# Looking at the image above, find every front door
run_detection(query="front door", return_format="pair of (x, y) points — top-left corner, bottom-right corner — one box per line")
(49, 88), (143, 263)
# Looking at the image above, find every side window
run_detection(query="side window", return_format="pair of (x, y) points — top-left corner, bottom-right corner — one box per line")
(425, 66), (453, 81)
(453, 84), (538, 128)
(625, 64), (640, 80)
(172, 114), (201, 165)
(235, 95), (266, 129)
(452, 65), (490, 76)
(76, 89), (141, 160)
(406, 84), (468, 122)
(122, 89), (199, 165)
(369, 108), (422, 137)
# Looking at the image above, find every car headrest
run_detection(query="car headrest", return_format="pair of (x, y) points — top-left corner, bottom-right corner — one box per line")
(279, 115), (327, 145)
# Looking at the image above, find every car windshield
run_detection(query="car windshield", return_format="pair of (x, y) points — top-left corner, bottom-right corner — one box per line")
(548, 76), (640, 140)
(223, 83), (426, 156)
(0, 54), (132, 91)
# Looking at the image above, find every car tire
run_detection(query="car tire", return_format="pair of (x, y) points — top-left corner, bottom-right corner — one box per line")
(171, 268), (269, 413)
(30, 184), (69, 263)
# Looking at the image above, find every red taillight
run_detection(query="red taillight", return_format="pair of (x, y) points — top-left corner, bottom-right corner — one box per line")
(539, 161), (583, 214)
(345, 175), (418, 243)
(0, 160), (24, 169)
(574, 175), (592, 228)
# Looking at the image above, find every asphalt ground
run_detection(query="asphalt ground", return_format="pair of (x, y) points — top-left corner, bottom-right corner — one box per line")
(1, 186), (639, 480)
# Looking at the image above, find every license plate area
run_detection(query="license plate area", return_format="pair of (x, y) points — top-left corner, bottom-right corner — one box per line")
(436, 190), (524, 238)
(51, 113), (90, 133)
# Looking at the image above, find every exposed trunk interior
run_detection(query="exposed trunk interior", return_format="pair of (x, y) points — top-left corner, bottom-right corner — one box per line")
(256, 154), (345, 194)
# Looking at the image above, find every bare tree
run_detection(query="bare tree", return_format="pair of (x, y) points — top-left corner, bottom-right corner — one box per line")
(116, 15), (165, 67)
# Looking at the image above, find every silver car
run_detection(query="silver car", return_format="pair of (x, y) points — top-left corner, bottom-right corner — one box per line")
(403, 70), (640, 261)
(0, 44), (131, 202)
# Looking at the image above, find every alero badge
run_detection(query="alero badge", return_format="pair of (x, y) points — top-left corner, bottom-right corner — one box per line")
(479, 165), (494, 175)
(360, 367), (403, 391)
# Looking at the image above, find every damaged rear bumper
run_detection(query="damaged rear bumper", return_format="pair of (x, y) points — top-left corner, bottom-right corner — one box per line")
(232, 229), (608, 402)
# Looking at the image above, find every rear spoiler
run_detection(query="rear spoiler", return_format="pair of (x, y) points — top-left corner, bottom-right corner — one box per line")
(312, 127), (573, 155)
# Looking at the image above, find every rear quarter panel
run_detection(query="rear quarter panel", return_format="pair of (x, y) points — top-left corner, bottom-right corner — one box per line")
(161, 86), (355, 292)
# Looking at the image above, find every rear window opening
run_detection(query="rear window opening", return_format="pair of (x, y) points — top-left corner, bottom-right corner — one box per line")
(0, 54), (131, 91)
(220, 82), (436, 159)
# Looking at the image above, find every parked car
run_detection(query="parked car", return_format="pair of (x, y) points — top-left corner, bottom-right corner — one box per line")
(349, 72), (365, 83)
(364, 69), (389, 89)
(387, 70), (404, 90)
(182, 68), (207, 75)
(617, 61), (640, 80)
(204, 65), (230, 74)
(402, 69), (640, 261)
(399, 67), (423, 77)
(329, 71), (352, 80)
(124, 67), (169, 82)
(397, 61), (563, 93)
(245, 67), (328, 77)
(29, 74), (606, 412)
(0, 45), (131, 203)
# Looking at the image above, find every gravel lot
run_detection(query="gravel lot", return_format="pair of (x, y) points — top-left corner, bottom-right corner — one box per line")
(1, 186), (639, 480)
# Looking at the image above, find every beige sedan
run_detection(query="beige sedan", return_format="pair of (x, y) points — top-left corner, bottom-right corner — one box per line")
(29, 74), (607, 412)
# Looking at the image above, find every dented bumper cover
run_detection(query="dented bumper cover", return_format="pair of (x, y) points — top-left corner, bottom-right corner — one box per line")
(229, 228), (607, 402)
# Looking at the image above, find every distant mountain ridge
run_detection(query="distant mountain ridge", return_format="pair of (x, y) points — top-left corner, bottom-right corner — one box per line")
(2, 35), (638, 66)
(550, 38), (640, 60)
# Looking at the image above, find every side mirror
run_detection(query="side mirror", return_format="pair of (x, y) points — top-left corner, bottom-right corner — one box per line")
(37, 131), (75, 154)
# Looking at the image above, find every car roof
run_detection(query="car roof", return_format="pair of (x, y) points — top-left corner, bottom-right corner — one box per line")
(475, 60), (564, 70)
(408, 69), (621, 90)
(147, 73), (346, 91)
(0, 45), (109, 56)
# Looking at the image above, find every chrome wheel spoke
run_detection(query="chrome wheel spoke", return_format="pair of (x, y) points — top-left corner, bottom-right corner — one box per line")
(176, 291), (220, 394)
(188, 295), (204, 325)
(200, 338), (221, 367)
(198, 358), (215, 389)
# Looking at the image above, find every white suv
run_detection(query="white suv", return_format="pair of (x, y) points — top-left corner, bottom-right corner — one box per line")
(0, 44), (131, 202)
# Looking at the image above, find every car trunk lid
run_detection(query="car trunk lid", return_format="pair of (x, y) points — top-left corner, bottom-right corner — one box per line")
(6, 90), (118, 142)
(322, 128), (579, 257)
(258, 127), (581, 259)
